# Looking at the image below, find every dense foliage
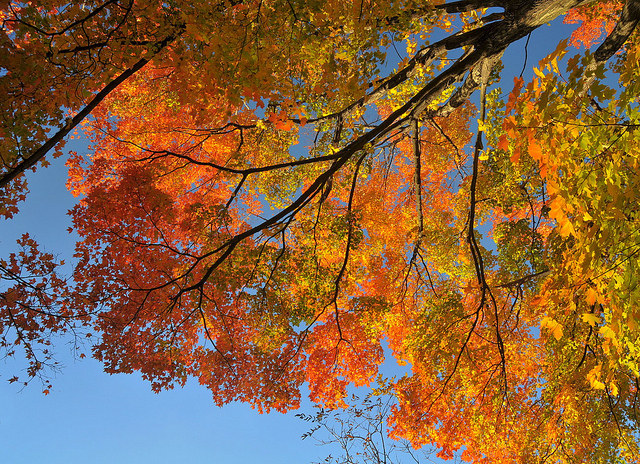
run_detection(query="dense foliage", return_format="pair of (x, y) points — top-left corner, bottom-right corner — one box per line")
(2, 1), (640, 462)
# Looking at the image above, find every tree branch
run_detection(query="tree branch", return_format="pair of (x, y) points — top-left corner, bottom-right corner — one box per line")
(0, 25), (185, 190)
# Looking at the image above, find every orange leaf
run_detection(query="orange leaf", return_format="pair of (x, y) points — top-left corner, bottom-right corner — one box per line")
(497, 134), (509, 151)
(559, 218), (575, 237)
(586, 287), (598, 306)
(529, 141), (543, 160)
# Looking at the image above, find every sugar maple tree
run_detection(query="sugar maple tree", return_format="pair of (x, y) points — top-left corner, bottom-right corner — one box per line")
(2, 0), (640, 462)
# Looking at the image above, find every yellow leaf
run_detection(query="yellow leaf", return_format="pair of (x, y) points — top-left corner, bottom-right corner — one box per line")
(587, 364), (605, 390)
(582, 313), (599, 327)
(541, 316), (563, 340)
(599, 325), (618, 342)
(610, 381), (619, 396)
(559, 219), (574, 237)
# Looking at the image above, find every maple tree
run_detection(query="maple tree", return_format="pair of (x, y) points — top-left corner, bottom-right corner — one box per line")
(2, 0), (640, 462)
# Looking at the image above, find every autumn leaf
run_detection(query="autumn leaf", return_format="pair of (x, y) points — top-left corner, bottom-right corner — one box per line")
(528, 141), (543, 161)
(497, 134), (509, 151)
(541, 317), (564, 341)
(582, 313), (600, 327)
(586, 287), (599, 306)
(587, 364), (606, 390)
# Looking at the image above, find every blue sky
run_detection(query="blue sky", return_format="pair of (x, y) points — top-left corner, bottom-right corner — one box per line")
(0, 12), (587, 464)
(0, 150), (340, 464)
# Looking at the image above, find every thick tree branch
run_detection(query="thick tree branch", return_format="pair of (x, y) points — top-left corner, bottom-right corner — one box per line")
(0, 25), (185, 190)
(595, 0), (640, 62)
(436, 0), (506, 13)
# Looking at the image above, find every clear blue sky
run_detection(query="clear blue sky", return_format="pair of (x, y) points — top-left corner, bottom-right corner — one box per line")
(0, 151), (341, 464)
(0, 13), (585, 464)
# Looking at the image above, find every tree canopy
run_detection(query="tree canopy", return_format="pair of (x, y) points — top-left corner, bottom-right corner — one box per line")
(2, 0), (640, 462)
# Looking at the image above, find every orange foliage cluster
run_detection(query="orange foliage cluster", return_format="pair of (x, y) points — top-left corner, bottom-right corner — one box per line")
(564, 1), (623, 48)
